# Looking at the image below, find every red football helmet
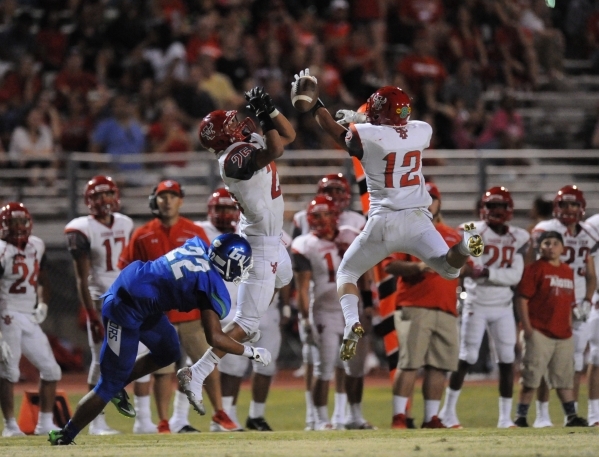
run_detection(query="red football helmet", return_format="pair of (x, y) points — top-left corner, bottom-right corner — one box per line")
(307, 195), (339, 239)
(85, 175), (120, 217)
(365, 86), (412, 126)
(0, 202), (33, 249)
(198, 110), (256, 153)
(208, 188), (240, 233)
(480, 186), (514, 225)
(553, 185), (585, 225)
(317, 173), (351, 211)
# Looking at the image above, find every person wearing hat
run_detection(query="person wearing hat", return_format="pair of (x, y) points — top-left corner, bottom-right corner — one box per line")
(118, 180), (238, 434)
(386, 181), (464, 429)
(514, 230), (588, 427)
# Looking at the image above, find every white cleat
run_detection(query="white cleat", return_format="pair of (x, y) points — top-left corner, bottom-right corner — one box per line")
(2, 426), (25, 437)
(34, 423), (59, 435)
(440, 415), (463, 429)
(497, 420), (517, 429)
(340, 322), (364, 361)
(177, 367), (206, 415)
(133, 419), (157, 434)
(89, 413), (121, 435)
(462, 223), (484, 257)
(533, 417), (553, 428)
(315, 422), (334, 431)
(304, 422), (315, 431)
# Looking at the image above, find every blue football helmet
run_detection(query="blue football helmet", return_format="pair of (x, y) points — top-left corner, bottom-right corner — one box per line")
(208, 233), (253, 285)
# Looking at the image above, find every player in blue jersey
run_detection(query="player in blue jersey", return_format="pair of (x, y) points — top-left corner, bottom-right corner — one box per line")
(48, 234), (269, 445)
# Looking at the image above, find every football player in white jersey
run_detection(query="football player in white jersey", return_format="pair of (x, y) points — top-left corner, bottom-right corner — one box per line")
(0, 203), (61, 436)
(584, 211), (599, 427)
(178, 86), (296, 415)
(438, 187), (529, 428)
(292, 174), (367, 430)
(297, 69), (484, 361)
(64, 176), (133, 435)
(292, 195), (374, 431)
(527, 185), (598, 427)
(197, 188), (283, 431)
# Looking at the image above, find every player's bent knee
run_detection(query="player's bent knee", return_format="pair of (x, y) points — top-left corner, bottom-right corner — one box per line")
(496, 349), (515, 365)
(40, 363), (62, 382)
(254, 362), (276, 377)
(437, 257), (460, 280)
(461, 349), (479, 366)
(94, 378), (124, 403)
(336, 272), (359, 290)
(574, 353), (584, 372)
(233, 316), (259, 337)
(590, 346), (599, 366)
(2, 369), (20, 384)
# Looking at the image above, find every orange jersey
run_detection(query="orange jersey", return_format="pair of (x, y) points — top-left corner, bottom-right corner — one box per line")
(394, 223), (461, 316)
(119, 217), (209, 323)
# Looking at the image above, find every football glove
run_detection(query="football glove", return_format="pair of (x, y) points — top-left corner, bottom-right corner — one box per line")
(247, 346), (272, 366)
(300, 318), (318, 347)
(291, 68), (318, 91)
(0, 332), (12, 364)
(573, 299), (592, 322)
(245, 86), (269, 117)
(33, 302), (48, 324)
(335, 109), (367, 125)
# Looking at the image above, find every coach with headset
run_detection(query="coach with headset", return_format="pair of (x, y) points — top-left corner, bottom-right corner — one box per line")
(118, 180), (237, 434)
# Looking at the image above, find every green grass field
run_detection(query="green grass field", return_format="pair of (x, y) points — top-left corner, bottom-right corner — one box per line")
(1, 383), (597, 456)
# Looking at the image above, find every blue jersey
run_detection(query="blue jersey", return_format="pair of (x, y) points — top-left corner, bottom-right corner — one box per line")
(102, 237), (231, 326)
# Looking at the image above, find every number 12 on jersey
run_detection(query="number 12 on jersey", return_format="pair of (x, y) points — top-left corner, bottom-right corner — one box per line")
(383, 150), (421, 188)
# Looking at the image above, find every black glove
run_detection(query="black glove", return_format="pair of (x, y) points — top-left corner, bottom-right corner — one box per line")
(245, 87), (269, 117)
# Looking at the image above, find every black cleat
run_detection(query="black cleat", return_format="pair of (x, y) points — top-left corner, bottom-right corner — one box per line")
(514, 416), (529, 428)
(246, 417), (273, 431)
(565, 415), (589, 427)
(110, 389), (136, 418)
(177, 425), (201, 433)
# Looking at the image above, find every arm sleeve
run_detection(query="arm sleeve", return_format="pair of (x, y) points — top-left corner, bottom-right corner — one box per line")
(487, 253), (524, 287)
(344, 124), (364, 159)
(517, 264), (537, 299)
(223, 144), (261, 180)
(291, 252), (312, 272)
(65, 231), (91, 259)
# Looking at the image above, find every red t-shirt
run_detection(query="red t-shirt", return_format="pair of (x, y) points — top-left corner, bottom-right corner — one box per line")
(394, 223), (461, 316)
(119, 217), (209, 323)
(517, 259), (574, 339)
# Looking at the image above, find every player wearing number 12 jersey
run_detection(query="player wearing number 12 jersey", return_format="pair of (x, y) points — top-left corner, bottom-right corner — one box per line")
(64, 175), (133, 435)
(439, 187), (529, 429)
(179, 86), (296, 416)
(301, 73), (484, 361)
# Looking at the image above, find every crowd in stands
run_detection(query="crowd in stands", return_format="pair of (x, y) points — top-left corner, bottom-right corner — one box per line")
(0, 0), (597, 182)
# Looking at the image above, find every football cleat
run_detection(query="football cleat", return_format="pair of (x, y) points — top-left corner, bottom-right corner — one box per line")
(422, 416), (447, 429)
(89, 413), (121, 435)
(532, 417), (553, 428)
(133, 419), (157, 434)
(514, 416), (529, 427)
(565, 415), (588, 427)
(462, 223), (484, 257)
(340, 322), (364, 361)
(2, 426), (25, 437)
(210, 410), (243, 432)
(497, 420), (517, 429)
(314, 422), (334, 431)
(35, 423), (60, 435)
(48, 429), (74, 445)
(177, 367), (206, 415)
(157, 419), (171, 434)
(246, 417), (273, 431)
(345, 421), (377, 430)
(110, 389), (136, 418)
(178, 425), (201, 433)
(391, 413), (408, 430)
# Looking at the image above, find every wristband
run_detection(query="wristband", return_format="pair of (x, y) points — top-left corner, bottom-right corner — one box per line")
(309, 98), (326, 118)
(269, 108), (280, 118)
(360, 290), (373, 308)
(281, 304), (291, 318)
(242, 345), (254, 358)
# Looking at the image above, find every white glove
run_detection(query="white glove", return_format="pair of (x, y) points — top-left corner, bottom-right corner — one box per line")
(291, 68), (317, 91)
(247, 346), (272, 367)
(0, 333), (12, 364)
(33, 302), (48, 324)
(335, 109), (367, 125)
(573, 299), (592, 322)
(300, 318), (318, 347)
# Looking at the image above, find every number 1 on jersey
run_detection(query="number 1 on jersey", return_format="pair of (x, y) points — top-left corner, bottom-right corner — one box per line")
(383, 150), (421, 188)
(266, 163), (282, 199)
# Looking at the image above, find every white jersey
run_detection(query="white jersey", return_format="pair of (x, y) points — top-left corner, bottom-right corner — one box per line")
(462, 221), (529, 307)
(586, 214), (599, 303)
(217, 133), (284, 237)
(532, 218), (599, 301)
(0, 236), (45, 314)
(291, 226), (359, 313)
(64, 213), (133, 300)
(292, 209), (366, 237)
(350, 121), (432, 216)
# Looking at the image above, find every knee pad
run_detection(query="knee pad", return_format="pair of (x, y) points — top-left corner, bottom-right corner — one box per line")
(233, 316), (259, 337)
(495, 345), (516, 365)
(40, 362), (62, 382)
(302, 343), (314, 365)
(313, 360), (334, 382)
(574, 352), (584, 372)
(336, 266), (360, 291)
(1, 366), (20, 384)
(253, 359), (276, 377)
(590, 344), (599, 367)
(459, 346), (479, 366)
(219, 354), (248, 378)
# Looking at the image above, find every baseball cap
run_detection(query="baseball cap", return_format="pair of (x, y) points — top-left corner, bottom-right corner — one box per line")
(426, 181), (441, 200)
(538, 230), (563, 245)
(155, 180), (183, 197)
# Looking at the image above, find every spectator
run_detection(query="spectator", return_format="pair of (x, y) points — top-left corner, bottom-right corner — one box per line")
(322, 0), (351, 56)
(0, 53), (42, 106)
(197, 49), (244, 110)
(170, 63), (216, 122)
(8, 106), (57, 185)
(447, 5), (489, 75)
(91, 93), (145, 171)
(119, 46), (155, 95)
(185, 13), (221, 64)
(67, 2), (107, 73)
(527, 196), (554, 233)
(143, 22), (188, 84)
(0, 9), (37, 62)
(216, 33), (250, 91)
(476, 92), (525, 151)
(146, 97), (191, 167)
(54, 49), (98, 110)
(35, 9), (68, 72)
(514, 230), (588, 428)
(60, 94), (93, 153)
(394, 0), (445, 46)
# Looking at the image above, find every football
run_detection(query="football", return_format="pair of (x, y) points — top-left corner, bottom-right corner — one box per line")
(291, 76), (319, 113)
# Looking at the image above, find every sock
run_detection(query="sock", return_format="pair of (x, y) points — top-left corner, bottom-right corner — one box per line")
(91, 411), (108, 428)
(222, 396), (234, 417)
(562, 401), (576, 417)
(38, 411), (54, 427)
(424, 400), (440, 422)
(349, 403), (364, 425)
(305, 391), (314, 424)
(230, 404), (240, 427)
(588, 399), (599, 423)
(249, 401), (265, 419)
(191, 349), (221, 383)
(316, 405), (329, 423)
(393, 396), (409, 416)
(333, 393), (347, 424)
(443, 388), (461, 418)
(134, 395), (152, 421)
(171, 390), (190, 424)
(516, 403), (530, 418)
(574, 401), (578, 413)
(499, 397), (512, 422)
(340, 294), (360, 327)
(4, 417), (18, 429)
(540, 401), (550, 421)
(459, 230), (473, 255)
